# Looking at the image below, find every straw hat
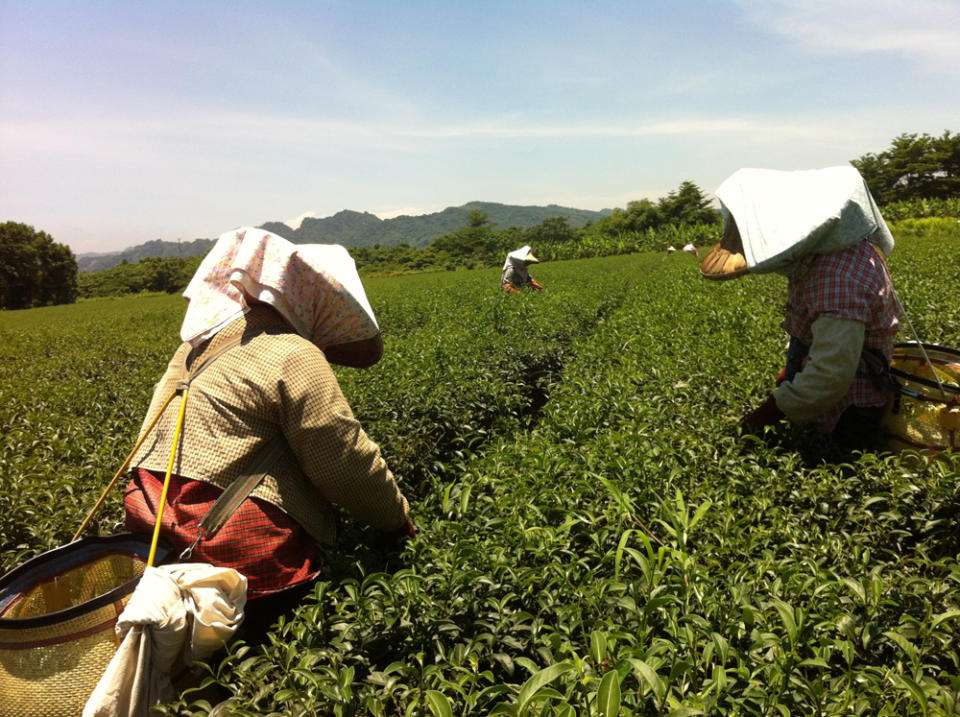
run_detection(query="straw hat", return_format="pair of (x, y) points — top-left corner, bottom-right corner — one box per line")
(700, 218), (748, 280)
(524, 251), (540, 264)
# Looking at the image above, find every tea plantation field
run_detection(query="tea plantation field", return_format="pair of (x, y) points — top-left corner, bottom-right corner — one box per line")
(1, 219), (959, 715)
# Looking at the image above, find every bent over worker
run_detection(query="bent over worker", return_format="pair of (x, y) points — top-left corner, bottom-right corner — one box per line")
(501, 245), (545, 293)
(700, 166), (900, 452)
(124, 227), (414, 634)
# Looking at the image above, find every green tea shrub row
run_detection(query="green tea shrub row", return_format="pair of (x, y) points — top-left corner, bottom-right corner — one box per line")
(0, 257), (650, 571)
(0, 296), (181, 567)
(346, 257), (652, 495)
(885, 218), (960, 345)
(535, 223), (720, 262)
(2, 236), (959, 715)
(179, 242), (959, 715)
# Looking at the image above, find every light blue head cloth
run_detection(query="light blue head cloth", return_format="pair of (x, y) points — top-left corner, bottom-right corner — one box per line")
(715, 166), (894, 275)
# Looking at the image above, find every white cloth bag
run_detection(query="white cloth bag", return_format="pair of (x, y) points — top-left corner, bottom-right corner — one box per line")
(83, 564), (247, 717)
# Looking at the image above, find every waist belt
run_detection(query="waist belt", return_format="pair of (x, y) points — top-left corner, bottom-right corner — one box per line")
(785, 337), (895, 392)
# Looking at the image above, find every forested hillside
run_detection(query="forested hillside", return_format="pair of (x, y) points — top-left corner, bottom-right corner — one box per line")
(8, 129), (960, 306)
(76, 202), (611, 273)
(74, 182), (719, 298)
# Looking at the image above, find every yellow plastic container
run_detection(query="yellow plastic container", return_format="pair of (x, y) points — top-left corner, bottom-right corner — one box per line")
(883, 343), (960, 452)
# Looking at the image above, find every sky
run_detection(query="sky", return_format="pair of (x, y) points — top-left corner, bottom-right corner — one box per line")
(2, 1), (959, 255)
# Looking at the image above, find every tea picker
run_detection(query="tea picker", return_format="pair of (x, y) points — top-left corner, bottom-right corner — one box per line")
(701, 166), (902, 452)
(502, 245), (545, 293)
(122, 228), (413, 614)
(0, 227), (416, 716)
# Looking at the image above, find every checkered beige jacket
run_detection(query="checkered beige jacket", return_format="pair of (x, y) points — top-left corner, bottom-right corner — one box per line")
(131, 306), (410, 544)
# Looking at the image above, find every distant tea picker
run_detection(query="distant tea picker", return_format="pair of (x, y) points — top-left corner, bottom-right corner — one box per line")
(701, 166), (900, 453)
(501, 246), (545, 293)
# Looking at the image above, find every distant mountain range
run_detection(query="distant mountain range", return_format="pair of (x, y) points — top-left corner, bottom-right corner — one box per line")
(75, 201), (612, 273)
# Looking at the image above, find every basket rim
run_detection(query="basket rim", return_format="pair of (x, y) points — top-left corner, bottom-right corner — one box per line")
(891, 342), (960, 398)
(0, 532), (170, 629)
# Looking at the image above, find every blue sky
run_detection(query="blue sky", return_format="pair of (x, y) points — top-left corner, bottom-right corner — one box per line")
(2, 0), (958, 254)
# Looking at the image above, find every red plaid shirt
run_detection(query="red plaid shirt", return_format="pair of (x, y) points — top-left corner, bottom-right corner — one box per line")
(124, 469), (321, 598)
(783, 240), (900, 429)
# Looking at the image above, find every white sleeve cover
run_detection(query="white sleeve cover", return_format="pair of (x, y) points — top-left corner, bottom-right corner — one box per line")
(773, 315), (865, 424)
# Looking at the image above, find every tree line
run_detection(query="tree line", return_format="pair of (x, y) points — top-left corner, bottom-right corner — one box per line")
(68, 180), (719, 297)
(0, 222), (78, 310)
(2, 130), (958, 307)
(851, 130), (960, 203)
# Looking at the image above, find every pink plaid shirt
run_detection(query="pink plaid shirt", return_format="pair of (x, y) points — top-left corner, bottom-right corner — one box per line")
(782, 240), (900, 430)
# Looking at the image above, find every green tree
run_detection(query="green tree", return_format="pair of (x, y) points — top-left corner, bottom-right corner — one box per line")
(591, 199), (661, 239)
(135, 256), (189, 293)
(589, 181), (718, 240)
(657, 181), (718, 226)
(0, 222), (78, 309)
(77, 255), (201, 298)
(852, 130), (960, 203)
(430, 210), (499, 260)
(466, 208), (489, 229)
(38, 241), (79, 305)
(521, 216), (578, 245)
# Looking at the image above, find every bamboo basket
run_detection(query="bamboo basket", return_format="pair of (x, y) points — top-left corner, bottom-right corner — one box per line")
(0, 534), (170, 717)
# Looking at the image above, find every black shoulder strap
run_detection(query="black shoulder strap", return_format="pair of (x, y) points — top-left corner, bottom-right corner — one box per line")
(179, 434), (286, 560)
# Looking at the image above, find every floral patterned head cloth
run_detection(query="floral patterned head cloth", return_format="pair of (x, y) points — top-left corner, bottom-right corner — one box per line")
(181, 227), (379, 351)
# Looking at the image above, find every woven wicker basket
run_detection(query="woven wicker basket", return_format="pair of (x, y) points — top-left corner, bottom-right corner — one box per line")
(883, 343), (960, 452)
(0, 534), (169, 717)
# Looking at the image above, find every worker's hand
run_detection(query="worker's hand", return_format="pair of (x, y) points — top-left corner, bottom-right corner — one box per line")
(380, 517), (416, 552)
(503, 283), (519, 294)
(739, 394), (784, 436)
(531, 280), (545, 291)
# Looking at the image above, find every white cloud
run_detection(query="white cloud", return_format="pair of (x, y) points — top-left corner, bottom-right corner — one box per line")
(284, 211), (318, 230)
(380, 117), (863, 144)
(374, 206), (440, 220)
(737, 0), (960, 69)
(4, 105), (953, 166)
(0, 112), (864, 170)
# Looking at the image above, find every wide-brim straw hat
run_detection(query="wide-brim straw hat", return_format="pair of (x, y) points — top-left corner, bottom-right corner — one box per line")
(525, 251), (541, 264)
(700, 219), (748, 280)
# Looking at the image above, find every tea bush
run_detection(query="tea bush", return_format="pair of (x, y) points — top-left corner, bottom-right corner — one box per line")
(1, 233), (958, 715)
